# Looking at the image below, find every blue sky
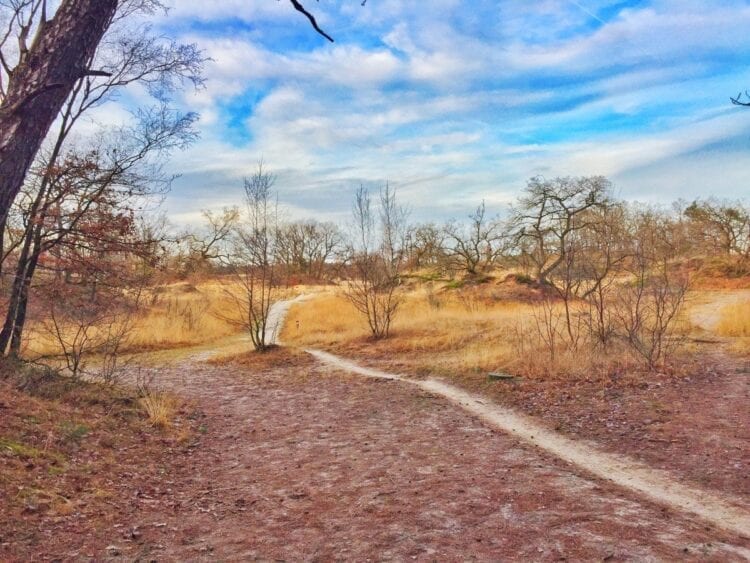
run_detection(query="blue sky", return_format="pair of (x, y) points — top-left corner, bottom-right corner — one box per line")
(144, 0), (750, 224)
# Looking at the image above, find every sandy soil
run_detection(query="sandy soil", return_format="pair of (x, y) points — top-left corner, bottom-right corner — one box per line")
(690, 289), (750, 332)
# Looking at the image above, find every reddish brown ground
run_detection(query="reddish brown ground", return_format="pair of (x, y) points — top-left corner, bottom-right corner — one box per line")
(484, 351), (750, 508)
(347, 344), (749, 512)
(0, 368), (202, 560)
(3, 349), (748, 560)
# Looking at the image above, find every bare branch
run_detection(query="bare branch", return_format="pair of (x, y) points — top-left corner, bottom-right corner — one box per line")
(288, 0), (334, 42)
(731, 91), (750, 106)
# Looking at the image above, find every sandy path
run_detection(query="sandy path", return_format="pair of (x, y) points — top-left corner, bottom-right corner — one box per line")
(107, 296), (749, 559)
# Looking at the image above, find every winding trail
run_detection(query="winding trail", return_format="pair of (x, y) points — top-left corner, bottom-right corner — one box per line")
(257, 297), (750, 540)
(307, 349), (750, 539)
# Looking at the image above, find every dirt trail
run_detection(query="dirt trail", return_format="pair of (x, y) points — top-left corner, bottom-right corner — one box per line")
(117, 356), (749, 560)
(88, 295), (748, 560)
(265, 294), (313, 345)
(307, 349), (750, 539)
(297, 290), (750, 540)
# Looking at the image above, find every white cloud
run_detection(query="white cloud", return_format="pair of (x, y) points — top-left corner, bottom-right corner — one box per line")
(153, 0), (750, 226)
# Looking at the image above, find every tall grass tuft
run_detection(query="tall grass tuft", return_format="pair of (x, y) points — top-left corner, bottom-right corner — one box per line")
(716, 300), (750, 337)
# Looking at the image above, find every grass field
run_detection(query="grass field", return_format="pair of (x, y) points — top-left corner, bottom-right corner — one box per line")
(22, 280), (320, 362)
(716, 300), (750, 337)
(281, 284), (645, 381)
(22, 280), (243, 359)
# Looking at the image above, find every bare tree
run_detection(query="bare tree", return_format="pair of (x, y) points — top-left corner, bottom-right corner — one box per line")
(403, 222), (447, 272)
(579, 204), (632, 347)
(224, 163), (279, 352)
(443, 201), (504, 277)
(345, 184), (407, 339)
(614, 209), (688, 369)
(180, 207), (240, 275)
(683, 198), (750, 259)
(510, 176), (612, 285)
(275, 219), (342, 281)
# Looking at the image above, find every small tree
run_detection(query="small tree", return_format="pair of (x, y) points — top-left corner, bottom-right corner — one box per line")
(403, 222), (448, 272)
(614, 209), (689, 369)
(579, 204), (632, 347)
(345, 184), (407, 339)
(683, 198), (750, 259)
(443, 201), (504, 276)
(275, 219), (342, 281)
(180, 207), (240, 275)
(510, 176), (612, 284)
(225, 163), (279, 352)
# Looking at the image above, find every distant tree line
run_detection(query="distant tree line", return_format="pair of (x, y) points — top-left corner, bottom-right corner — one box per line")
(176, 172), (747, 362)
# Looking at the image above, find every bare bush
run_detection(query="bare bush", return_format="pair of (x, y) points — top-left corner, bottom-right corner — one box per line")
(38, 284), (142, 383)
(345, 184), (407, 339)
(613, 211), (689, 369)
(224, 163), (279, 352)
(444, 201), (504, 277)
(530, 296), (566, 363)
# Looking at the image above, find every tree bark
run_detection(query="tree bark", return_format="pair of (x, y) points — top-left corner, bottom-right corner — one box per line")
(0, 0), (117, 226)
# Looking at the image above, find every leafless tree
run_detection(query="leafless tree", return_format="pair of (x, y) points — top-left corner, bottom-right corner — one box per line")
(345, 184), (407, 339)
(613, 208), (689, 369)
(224, 163), (279, 352)
(180, 207), (240, 274)
(443, 201), (504, 277)
(275, 219), (342, 281)
(403, 222), (448, 272)
(683, 198), (750, 259)
(579, 204), (632, 346)
(510, 176), (612, 285)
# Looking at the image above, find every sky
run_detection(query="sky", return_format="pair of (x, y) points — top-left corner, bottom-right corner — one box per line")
(143, 0), (750, 225)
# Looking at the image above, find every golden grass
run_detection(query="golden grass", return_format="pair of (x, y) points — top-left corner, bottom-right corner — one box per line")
(127, 280), (242, 349)
(716, 300), (750, 337)
(22, 279), (244, 358)
(281, 286), (623, 380)
(138, 389), (177, 428)
(22, 279), (316, 359)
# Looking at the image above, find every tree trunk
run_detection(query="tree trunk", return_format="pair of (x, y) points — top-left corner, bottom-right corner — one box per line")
(0, 0), (117, 226)
(9, 241), (42, 355)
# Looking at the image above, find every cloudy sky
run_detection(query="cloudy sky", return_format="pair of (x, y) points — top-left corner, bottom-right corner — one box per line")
(149, 0), (750, 225)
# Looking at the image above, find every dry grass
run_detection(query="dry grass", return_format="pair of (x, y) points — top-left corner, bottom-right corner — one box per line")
(127, 280), (243, 350)
(716, 300), (750, 337)
(23, 279), (314, 359)
(282, 285), (640, 381)
(138, 389), (178, 428)
(22, 279), (243, 358)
